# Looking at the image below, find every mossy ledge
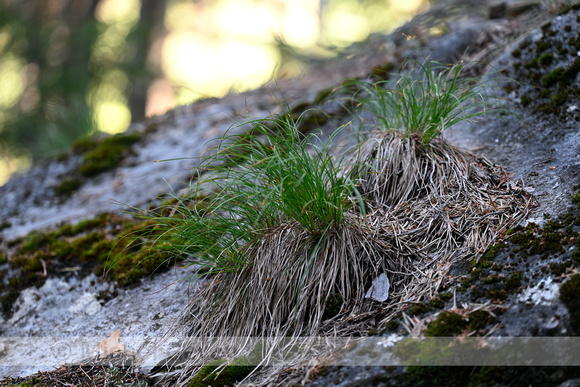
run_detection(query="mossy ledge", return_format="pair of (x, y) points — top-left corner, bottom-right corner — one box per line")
(54, 131), (144, 198)
(0, 210), (177, 319)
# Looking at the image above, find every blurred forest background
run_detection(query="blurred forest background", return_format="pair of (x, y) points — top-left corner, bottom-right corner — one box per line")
(0, 0), (428, 185)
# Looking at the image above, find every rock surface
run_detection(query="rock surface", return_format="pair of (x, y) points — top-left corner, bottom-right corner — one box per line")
(1, 0), (580, 385)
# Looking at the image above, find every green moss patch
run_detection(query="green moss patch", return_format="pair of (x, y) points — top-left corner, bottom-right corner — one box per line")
(505, 10), (580, 120)
(55, 177), (82, 197)
(188, 358), (255, 387)
(0, 212), (177, 318)
(79, 132), (142, 177)
(572, 184), (580, 209)
(425, 311), (468, 337)
(560, 274), (580, 334)
(52, 131), (145, 197)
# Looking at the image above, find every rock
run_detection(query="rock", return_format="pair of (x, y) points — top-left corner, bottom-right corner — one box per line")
(2, 1), (580, 385)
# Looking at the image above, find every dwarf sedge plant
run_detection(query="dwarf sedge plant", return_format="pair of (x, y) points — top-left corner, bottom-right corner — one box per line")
(350, 60), (505, 143)
(114, 60), (534, 386)
(138, 110), (366, 277)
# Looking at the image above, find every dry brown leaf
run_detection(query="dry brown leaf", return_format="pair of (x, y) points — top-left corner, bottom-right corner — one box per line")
(98, 330), (125, 358)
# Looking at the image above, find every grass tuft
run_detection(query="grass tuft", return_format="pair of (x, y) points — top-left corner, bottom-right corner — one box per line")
(348, 60), (500, 144)
(130, 60), (534, 386)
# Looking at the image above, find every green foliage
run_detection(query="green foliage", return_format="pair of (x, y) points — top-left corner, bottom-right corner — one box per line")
(0, 1), (156, 168)
(137, 110), (364, 275)
(348, 60), (503, 144)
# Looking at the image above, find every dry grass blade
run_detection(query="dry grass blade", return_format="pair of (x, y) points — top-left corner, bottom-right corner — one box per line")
(343, 131), (533, 327)
(170, 217), (390, 384)
(144, 61), (535, 386)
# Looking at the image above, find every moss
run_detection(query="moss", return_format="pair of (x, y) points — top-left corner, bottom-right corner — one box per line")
(538, 88), (552, 99)
(438, 292), (452, 302)
(483, 244), (501, 260)
(188, 358), (255, 387)
(1, 212), (182, 318)
(572, 192), (580, 205)
(518, 39), (531, 50)
(459, 276), (472, 290)
(17, 231), (55, 254)
(425, 311), (468, 337)
(509, 222), (568, 258)
(407, 303), (431, 316)
(467, 310), (496, 331)
(521, 95), (532, 106)
(313, 88), (333, 105)
(79, 132), (142, 177)
(541, 67), (566, 87)
(552, 92), (567, 105)
(503, 271), (523, 291)
(566, 59), (580, 82)
(535, 41), (551, 53)
(289, 102), (309, 118)
(71, 136), (99, 154)
(541, 21), (551, 31)
(549, 260), (572, 276)
(428, 297), (445, 309)
(538, 52), (554, 66)
(524, 57), (538, 69)
(55, 177), (81, 197)
(482, 274), (500, 285)
(386, 319), (399, 330)
(296, 110), (329, 132)
(511, 49), (521, 58)
(529, 235), (564, 256)
(1, 288), (21, 316)
(487, 289), (507, 301)
(356, 345), (380, 357)
(371, 62), (395, 81)
(72, 213), (111, 233)
(560, 274), (580, 334)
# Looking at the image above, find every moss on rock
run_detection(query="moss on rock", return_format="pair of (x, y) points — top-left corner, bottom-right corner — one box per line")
(426, 311), (468, 337)
(188, 358), (255, 387)
(559, 274), (580, 334)
(79, 132), (142, 177)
